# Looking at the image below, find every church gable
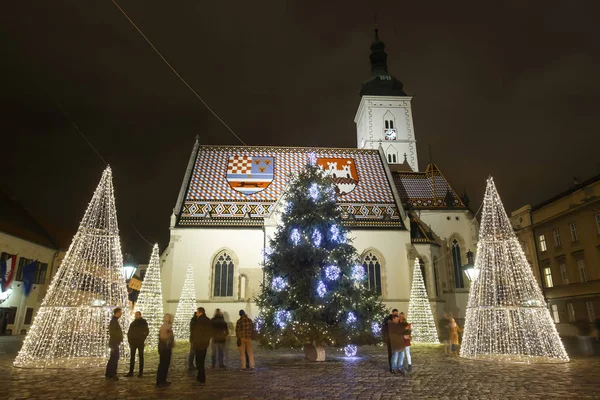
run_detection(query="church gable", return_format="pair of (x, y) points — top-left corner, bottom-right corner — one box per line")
(178, 145), (405, 229)
(393, 163), (466, 210)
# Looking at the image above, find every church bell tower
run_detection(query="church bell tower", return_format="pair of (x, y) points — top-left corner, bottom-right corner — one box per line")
(354, 29), (419, 172)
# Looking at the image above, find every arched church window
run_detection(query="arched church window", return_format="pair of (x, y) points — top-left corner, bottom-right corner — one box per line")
(389, 120), (394, 129)
(385, 120), (389, 129)
(419, 258), (427, 294)
(387, 154), (392, 163)
(362, 252), (382, 296)
(392, 154), (397, 163)
(452, 239), (465, 289)
(213, 250), (235, 297)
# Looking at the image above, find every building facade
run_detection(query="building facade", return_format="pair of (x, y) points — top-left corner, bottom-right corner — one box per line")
(0, 192), (64, 336)
(511, 175), (600, 336)
(160, 31), (478, 328)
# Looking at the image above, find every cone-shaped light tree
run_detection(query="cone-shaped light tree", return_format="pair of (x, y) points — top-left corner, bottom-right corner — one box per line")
(135, 243), (164, 348)
(460, 177), (569, 362)
(14, 167), (130, 368)
(173, 263), (197, 341)
(255, 159), (387, 356)
(407, 258), (439, 343)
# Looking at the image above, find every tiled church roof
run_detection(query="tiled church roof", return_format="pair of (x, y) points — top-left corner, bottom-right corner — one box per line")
(177, 145), (406, 229)
(393, 163), (467, 210)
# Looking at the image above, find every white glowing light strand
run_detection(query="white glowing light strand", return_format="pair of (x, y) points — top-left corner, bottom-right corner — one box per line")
(14, 167), (131, 368)
(173, 264), (197, 341)
(271, 276), (287, 292)
(312, 229), (322, 247)
(275, 310), (292, 329)
(407, 257), (439, 344)
(460, 177), (569, 363)
(351, 265), (365, 282)
(308, 183), (319, 201)
(325, 265), (341, 281)
(317, 280), (327, 298)
(330, 224), (346, 243)
(135, 243), (164, 348)
(346, 312), (357, 325)
(308, 152), (317, 166)
(290, 229), (301, 246)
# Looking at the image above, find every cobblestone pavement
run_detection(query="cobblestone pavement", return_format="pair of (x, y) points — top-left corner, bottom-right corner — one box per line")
(1, 336), (599, 400)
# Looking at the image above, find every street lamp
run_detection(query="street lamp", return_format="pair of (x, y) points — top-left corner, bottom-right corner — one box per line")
(462, 250), (479, 282)
(122, 265), (137, 280)
(0, 288), (13, 305)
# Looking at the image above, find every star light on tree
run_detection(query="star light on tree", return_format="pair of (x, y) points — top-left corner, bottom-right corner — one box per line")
(14, 167), (130, 368)
(135, 243), (164, 348)
(460, 177), (569, 363)
(407, 258), (439, 343)
(173, 264), (197, 341)
(255, 160), (387, 355)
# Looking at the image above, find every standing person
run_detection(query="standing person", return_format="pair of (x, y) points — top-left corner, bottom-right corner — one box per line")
(126, 311), (149, 377)
(191, 307), (212, 386)
(211, 309), (229, 369)
(382, 309), (399, 372)
(105, 307), (123, 381)
(188, 309), (200, 371)
(236, 310), (255, 371)
(156, 313), (174, 388)
(399, 313), (412, 373)
(438, 313), (451, 355)
(387, 314), (406, 375)
(448, 318), (462, 356)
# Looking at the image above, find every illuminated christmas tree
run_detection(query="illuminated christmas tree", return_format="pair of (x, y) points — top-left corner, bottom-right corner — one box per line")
(135, 243), (163, 348)
(255, 158), (386, 358)
(14, 167), (130, 368)
(460, 177), (569, 363)
(173, 263), (196, 341)
(407, 258), (439, 343)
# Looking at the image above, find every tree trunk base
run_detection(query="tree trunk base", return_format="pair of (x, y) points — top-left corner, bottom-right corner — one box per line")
(303, 344), (326, 361)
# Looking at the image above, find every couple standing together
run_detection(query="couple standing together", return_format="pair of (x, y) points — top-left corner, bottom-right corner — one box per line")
(382, 309), (412, 375)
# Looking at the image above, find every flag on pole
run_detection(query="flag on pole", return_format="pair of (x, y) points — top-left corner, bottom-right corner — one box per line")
(22, 260), (38, 297)
(1, 254), (17, 292)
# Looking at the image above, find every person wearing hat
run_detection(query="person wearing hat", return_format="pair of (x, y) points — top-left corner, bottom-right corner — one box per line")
(235, 310), (255, 371)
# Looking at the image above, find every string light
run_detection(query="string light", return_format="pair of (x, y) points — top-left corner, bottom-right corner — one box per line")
(351, 265), (365, 282)
(173, 264), (197, 341)
(325, 265), (341, 281)
(271, 276), (287, 292)
(344, 344), (357, 357)
(330, 224), (345, 244)
(346, 312), (357, 326)
(290, 229), (301, 246)
(135, 243), (163, 348)
(275, 310), (292, 328)
(371, 321), (381, 336)
(317, 281), (327, 298)
(407, 258), (439, 343)
(308, 183), (319, 201)
(312, 229), (322, 247)
(460, 177), (569, 363)
(14, 167), (130, 368)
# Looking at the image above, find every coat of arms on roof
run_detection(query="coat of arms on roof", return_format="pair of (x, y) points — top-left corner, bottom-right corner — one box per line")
(316, 157), (359, 196)
(226, 155), (274, 195)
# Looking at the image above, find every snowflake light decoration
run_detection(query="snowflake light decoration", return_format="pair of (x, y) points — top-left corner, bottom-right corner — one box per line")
(312, 229), (322, 247)
(308, 183), (319, 201)
(344, 344), (358, 357)
(290, 229), (301, 246)
(271, 276), (287, 292)
(371, 321), (381, 336)
(347, 312), (357, 325)
(317, 280), (327, 298)
(351, 265), (365, 281)
(308, 152), (317, 166)
(325, 265), (341, 281)
(275, 310), (292, 329)
(330, 224), (345, 243)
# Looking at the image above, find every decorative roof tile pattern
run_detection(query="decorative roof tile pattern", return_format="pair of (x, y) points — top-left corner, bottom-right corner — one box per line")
(179, 146), (405, 229)
(393, 163), (466, 210)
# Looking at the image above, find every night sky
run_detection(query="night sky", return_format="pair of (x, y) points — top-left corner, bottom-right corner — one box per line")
(2, 1), (599, 261)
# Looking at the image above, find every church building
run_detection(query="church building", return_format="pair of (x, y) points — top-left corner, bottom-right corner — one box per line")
(161, 31), (478, 327)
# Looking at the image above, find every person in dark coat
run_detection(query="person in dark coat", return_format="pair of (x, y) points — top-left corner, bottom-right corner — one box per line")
(188, 310), (200, 371)
(126, 311), (149, 377)
(191, 307), (213, 386)
(382, 309), (399, 372)
(156, 313), (174, 388)
(438, 313), (451, 355)
(387, 314), (406, 375)
(105, 307), (123, 380)
(211, 308), (229, 369)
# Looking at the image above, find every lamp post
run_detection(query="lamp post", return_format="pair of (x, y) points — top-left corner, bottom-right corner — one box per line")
(122, 265), (137, 281)
(462, 250), (479, 282)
